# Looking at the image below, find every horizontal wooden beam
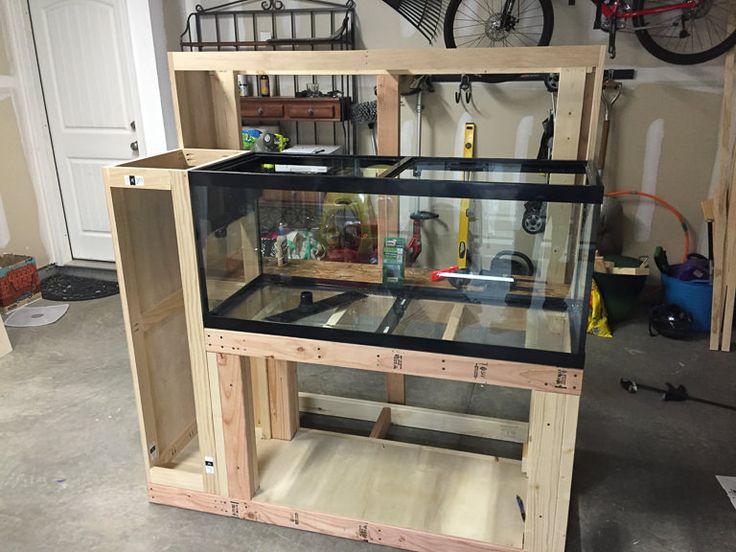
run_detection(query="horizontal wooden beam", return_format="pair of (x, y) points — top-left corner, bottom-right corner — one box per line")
(148, 483), (521, 552)
(205, 329), (583, 396)
(169, 47), (604, 75)
(299, 393), (529, 444)
(149, 467), (203, 492)
(104, 167), (177, 191)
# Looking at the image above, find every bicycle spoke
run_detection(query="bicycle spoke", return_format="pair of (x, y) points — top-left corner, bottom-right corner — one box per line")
(639, 0), (736, 56)
(449, 0), (551, 49)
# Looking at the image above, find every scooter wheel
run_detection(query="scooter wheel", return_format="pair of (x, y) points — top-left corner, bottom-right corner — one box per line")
(448, 277), (469, 289)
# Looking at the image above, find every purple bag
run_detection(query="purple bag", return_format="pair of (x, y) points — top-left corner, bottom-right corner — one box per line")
(674, 254), (709, 282)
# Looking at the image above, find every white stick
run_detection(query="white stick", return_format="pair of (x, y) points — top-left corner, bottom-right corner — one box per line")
(437, 272), (514, 283)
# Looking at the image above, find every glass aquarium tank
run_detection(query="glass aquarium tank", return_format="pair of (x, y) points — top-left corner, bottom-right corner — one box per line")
(189, 153), (602, 368)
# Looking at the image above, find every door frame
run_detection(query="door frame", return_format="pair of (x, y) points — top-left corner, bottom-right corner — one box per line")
(2, 0), (172, 266)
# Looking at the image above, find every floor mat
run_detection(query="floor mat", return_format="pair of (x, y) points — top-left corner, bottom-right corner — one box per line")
(41, 273), (119, 302)
(5, 304), (69, 327)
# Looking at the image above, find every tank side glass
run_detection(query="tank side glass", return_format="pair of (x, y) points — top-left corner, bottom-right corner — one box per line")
(192, 181), (596, 357)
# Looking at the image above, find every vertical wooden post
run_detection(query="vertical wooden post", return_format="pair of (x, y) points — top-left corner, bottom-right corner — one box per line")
(217, 353), (259, 500)
(171, 172), (221, 494)
(376, 73), (400, 155)
(544, 68), (587, 285)
(712, 45), (736, 351)
(210, 70), (242, 150)
(524, 391), (580, 552)
(250, 357), (272, 439)
(375, 72), (402, 268)
(267, 359), (299, 440)
(376, 73), (406, 405)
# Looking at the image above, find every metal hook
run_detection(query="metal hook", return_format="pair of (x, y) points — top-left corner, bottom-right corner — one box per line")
(455, 74), (472, 105)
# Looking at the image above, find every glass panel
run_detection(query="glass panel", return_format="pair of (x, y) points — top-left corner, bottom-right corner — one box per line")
(190, 154), (600, 367)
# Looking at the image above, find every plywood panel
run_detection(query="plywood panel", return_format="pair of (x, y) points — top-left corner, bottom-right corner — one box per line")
(107, 186), (199, 473)
(171, 70), (217, 149)
(255, 428), (526, 548)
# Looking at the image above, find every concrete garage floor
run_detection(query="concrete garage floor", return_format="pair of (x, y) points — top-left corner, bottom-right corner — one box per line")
(1, 295), (735, 551)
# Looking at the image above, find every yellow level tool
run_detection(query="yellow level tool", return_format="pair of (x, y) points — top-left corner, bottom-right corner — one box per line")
(457, 122), (475, 270)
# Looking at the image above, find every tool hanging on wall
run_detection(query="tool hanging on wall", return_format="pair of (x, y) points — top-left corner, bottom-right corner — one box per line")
(406, 210), (440, 265)
(402, 76), (435, 158)
(455, 74), (473, 105)
(403, 76), (439, 266)
(522, 81), (558, 235)
(380, 0), (443, 44)
(447, 122), (476, 288)
(595, 79), (625, 254)
(457, 122), (475, 269)
(350, 99), (378, 154)
(599, 79), (622, 171)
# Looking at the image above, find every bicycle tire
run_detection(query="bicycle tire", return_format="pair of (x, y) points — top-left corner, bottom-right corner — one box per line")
(633, 0), (736, 65)
(444, 0), (554, 83)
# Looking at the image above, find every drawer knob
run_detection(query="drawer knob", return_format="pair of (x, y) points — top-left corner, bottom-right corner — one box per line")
(257, 107), (264, 116)
(307, 107), (315, 116)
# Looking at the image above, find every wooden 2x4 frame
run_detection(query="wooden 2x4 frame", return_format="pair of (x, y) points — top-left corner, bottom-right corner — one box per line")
(104, 46), (606, 552)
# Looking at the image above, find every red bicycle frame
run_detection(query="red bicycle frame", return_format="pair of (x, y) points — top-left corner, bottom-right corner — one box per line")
(598, 0), (699, 21)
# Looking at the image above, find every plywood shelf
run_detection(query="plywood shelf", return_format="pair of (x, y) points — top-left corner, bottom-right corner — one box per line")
(166, 427), (526, 548)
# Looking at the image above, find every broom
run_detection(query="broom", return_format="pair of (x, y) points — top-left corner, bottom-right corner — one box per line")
(351, 100), (378, 154)
(381, 0), (444, 44)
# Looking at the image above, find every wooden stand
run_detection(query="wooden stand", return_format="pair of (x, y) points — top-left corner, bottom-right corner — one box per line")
(104, 47), (605, 552)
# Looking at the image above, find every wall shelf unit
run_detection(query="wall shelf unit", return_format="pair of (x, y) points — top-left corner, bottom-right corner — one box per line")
(179, 0), (356, 152)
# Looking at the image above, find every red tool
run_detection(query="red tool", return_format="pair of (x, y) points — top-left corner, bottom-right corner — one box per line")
(431, 265), (458, 281)
(406, 210), (439, 266)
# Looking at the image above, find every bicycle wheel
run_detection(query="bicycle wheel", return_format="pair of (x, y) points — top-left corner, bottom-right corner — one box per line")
(633, 0), (736, 65)
(444, 0), (554, 49)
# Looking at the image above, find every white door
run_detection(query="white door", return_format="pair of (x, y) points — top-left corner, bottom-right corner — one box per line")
(29, 0), (140, 261)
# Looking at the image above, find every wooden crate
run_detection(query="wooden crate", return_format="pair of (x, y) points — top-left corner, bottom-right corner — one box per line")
(0, 254), (41, 313)
(106, 47), (606, 552)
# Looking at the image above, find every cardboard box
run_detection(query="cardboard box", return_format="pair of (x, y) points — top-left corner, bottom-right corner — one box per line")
(0, 254), (42, 314)
(382, 237), (406, 285)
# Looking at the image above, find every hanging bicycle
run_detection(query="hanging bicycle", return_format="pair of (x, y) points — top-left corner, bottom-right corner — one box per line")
(443, 0), (736, 64)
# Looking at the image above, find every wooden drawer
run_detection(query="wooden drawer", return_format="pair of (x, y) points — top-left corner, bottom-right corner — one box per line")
(241, 97), (344, 122)
(242, 102), (284, 119)
(285, 103), (338, 120)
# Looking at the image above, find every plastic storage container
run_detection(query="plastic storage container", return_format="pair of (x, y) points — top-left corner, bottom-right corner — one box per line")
(661, 269), (712, 332)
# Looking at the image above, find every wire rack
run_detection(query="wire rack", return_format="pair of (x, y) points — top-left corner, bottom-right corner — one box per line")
(181, 0), (356, 153)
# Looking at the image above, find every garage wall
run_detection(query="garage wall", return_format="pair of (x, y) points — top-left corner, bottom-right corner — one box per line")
(355, 2), (724, 267)
(162, 1), (727, 268)
(0, 27), (9, 74)
(0, 20), (51, 267)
